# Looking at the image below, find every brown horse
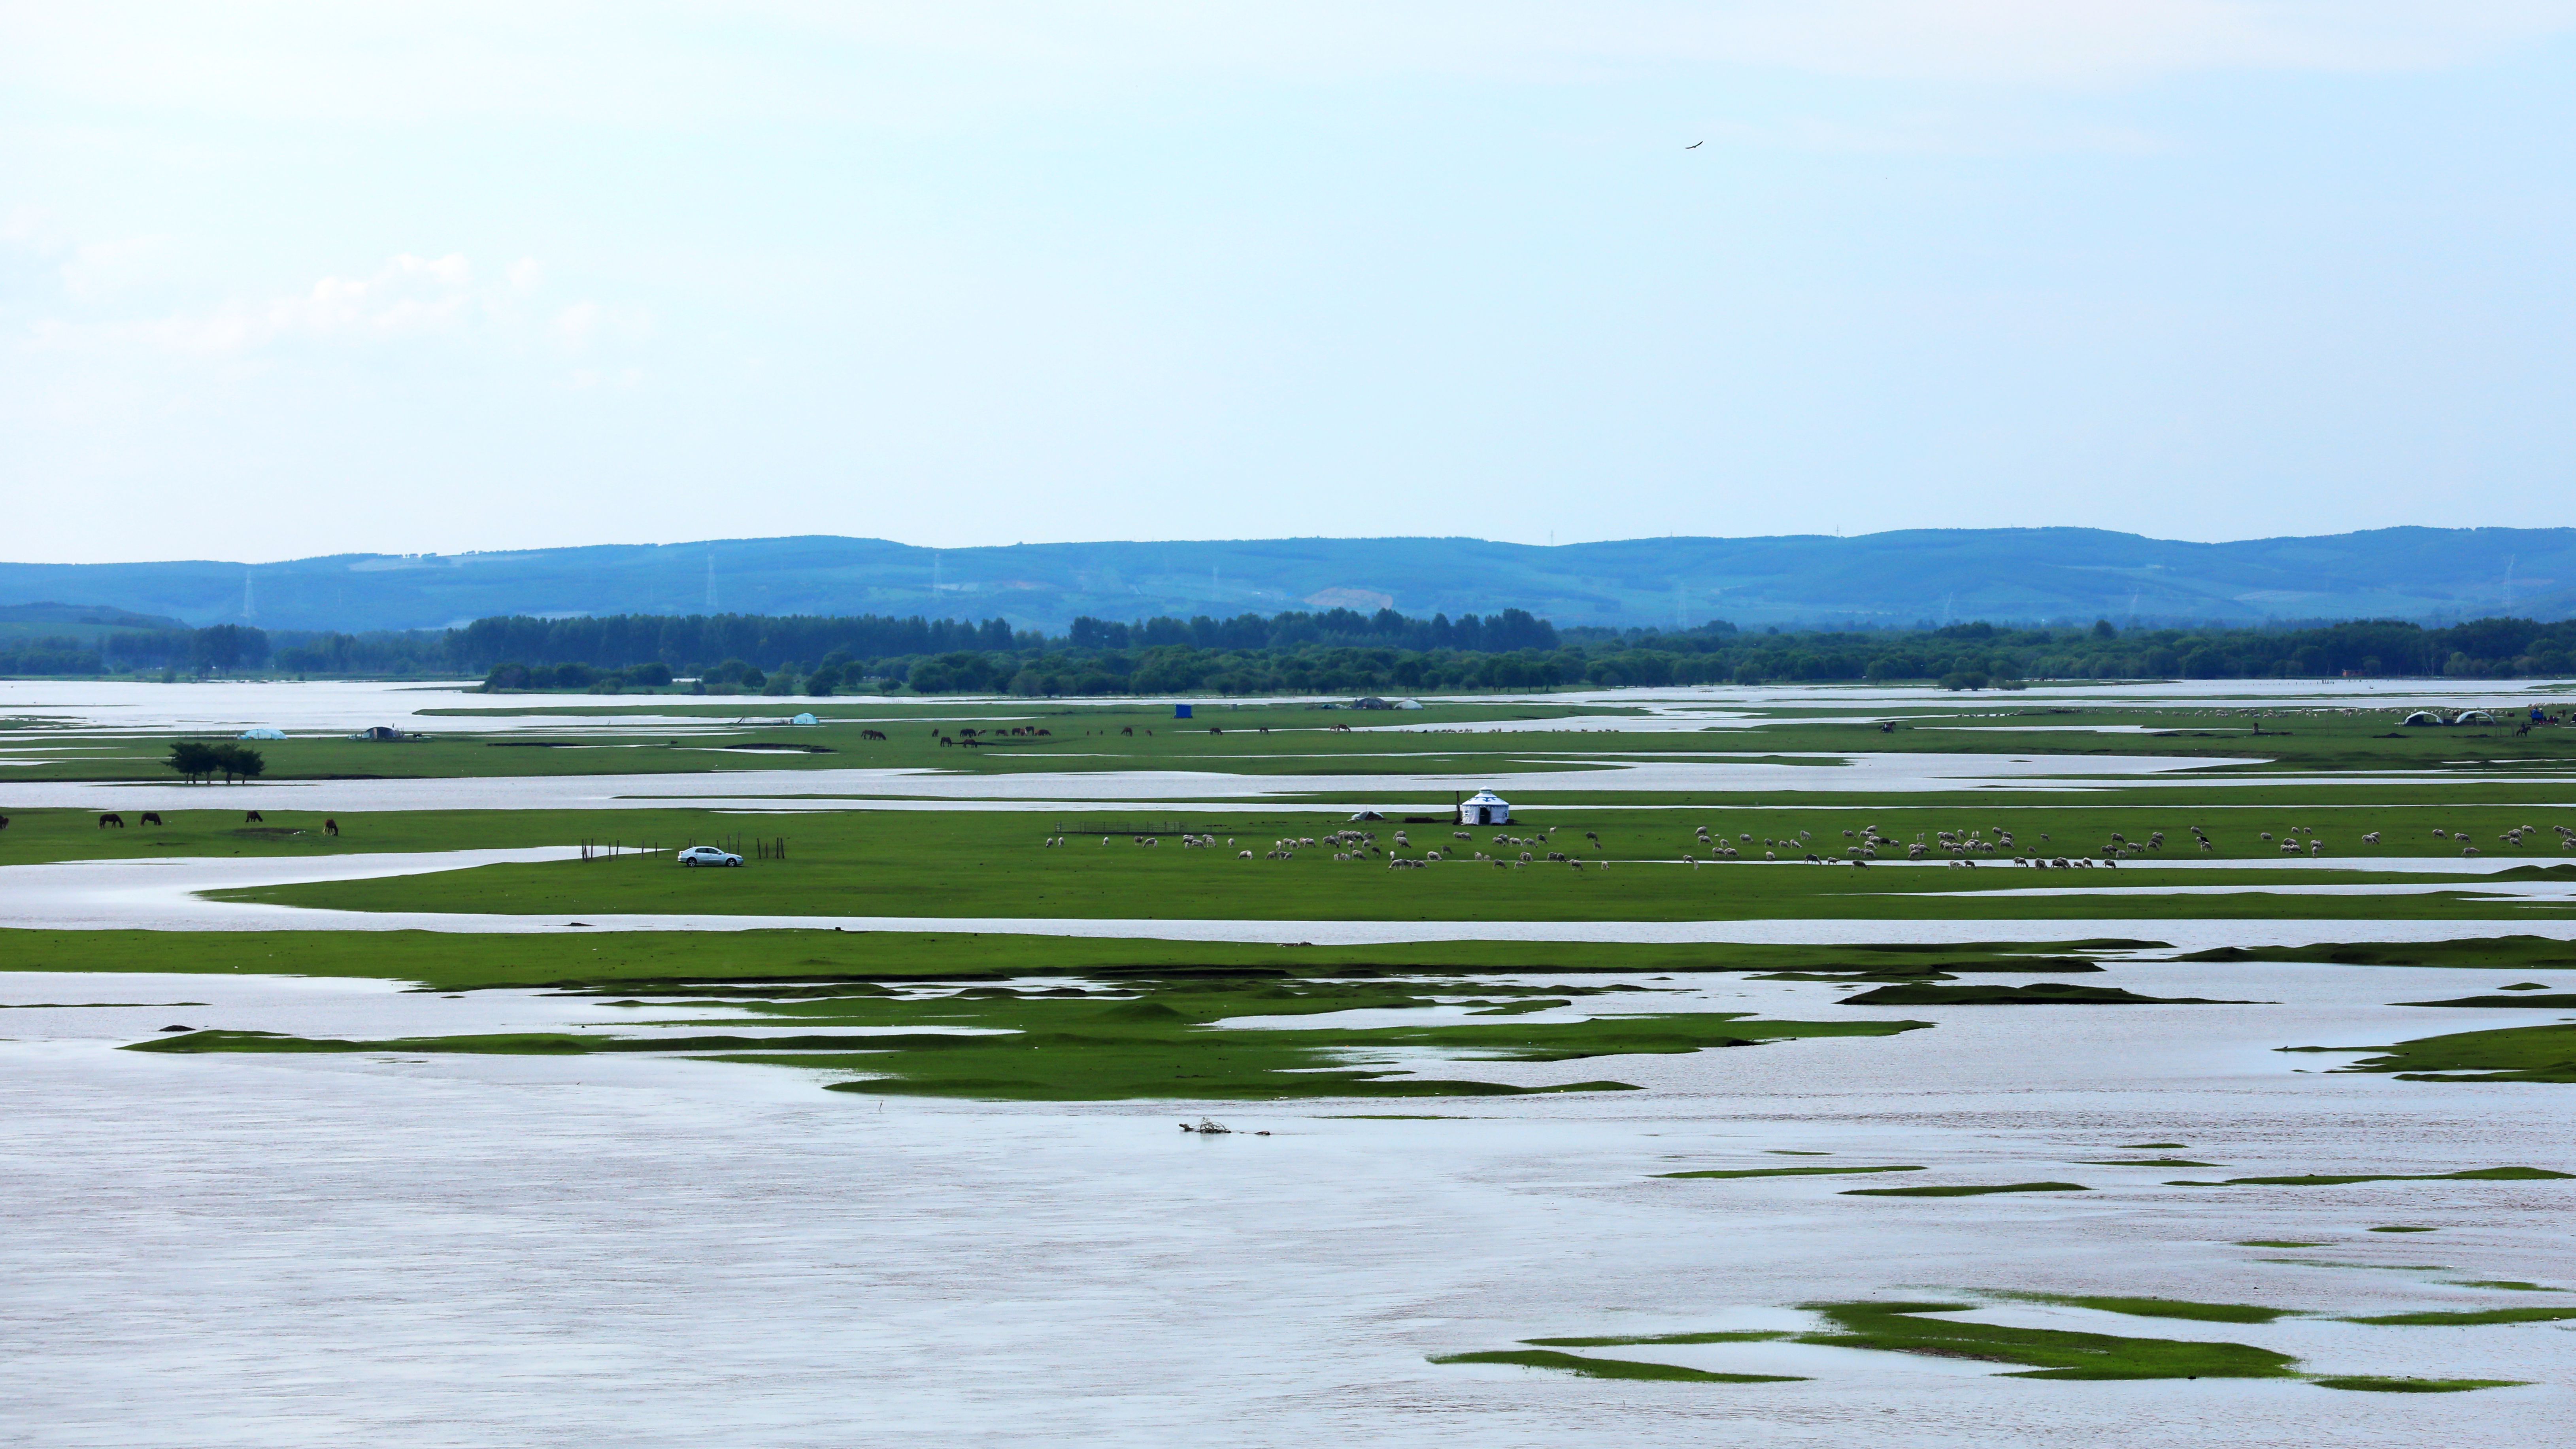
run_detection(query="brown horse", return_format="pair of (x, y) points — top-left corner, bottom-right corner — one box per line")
(323, 818), (340, 837)
(244, 811), (264, 823)
(139, 812), (164, 826)
(861, 729), (887, 741)
(98, 813), (125, 828)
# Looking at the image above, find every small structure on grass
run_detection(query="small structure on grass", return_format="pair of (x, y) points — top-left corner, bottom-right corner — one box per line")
(1459, 790), (1512, 826)
(238, 728), (286, 740)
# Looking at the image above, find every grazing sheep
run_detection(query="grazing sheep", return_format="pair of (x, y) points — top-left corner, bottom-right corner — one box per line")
(2280, 841), (2301, 854)
(2362, 831), (2380, 844)
(1238, 850), (1253, 859)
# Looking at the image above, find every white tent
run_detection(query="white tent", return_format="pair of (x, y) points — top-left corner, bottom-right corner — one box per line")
(2456, 710), (2497, 724)
(790, 712), (820, 725)
(238, 728), (287, 740)
(2400, 711), (2442, 726)
(1459, 790), (1511, 826)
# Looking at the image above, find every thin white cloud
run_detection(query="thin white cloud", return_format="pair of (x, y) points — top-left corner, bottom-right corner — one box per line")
(15, 249), (639, 359)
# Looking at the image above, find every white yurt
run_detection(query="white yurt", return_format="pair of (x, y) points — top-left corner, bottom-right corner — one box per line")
(238, 728), (287, 740)
(1459, 790), (1511, 826)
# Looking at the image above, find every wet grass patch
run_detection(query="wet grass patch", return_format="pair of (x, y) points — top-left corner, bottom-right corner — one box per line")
(2334, 1024), (2576, 1083)
(1838, 982), (2254, 1006)
(1842, 1181), (2089, 1198)
(2344, 1305), (2576, 1326)
(1427, 1349), (1801, 1383)
(2309, 1376), (2523, 1392)
(1658, 1165), (1922, 1180)
(2168, 1167), (2572, 1188)
(1522, 1331), (1791, 1347)
(1982, 1291), (2294, 1324)
(128, 976), (1928, 1102)
(1794, 1300), (2298, 1379)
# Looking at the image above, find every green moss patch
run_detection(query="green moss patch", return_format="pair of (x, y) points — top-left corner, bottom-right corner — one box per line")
(1841, 1181), (2090, 1198)
(1795, 1300), (2299, 1379)
(1658, 1165), (1922, 1180)
(2168, 1167), (2572, 1187)
(1427, 1349), (1801, 1383)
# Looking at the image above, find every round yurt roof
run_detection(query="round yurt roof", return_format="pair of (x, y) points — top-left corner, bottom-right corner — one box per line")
(1463, 790), (1509, 805)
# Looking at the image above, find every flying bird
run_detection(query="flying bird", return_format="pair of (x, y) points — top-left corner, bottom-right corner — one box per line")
(1685, 141), (1703, 149)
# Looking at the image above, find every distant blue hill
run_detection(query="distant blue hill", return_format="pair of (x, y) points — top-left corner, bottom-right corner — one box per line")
(0, 527), (2562, 634)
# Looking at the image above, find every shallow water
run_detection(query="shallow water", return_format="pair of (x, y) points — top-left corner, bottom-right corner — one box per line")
(3, 962), (2570, 1446)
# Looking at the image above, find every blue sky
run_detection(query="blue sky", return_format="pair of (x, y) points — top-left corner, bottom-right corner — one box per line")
(4, 2), (2573, 563)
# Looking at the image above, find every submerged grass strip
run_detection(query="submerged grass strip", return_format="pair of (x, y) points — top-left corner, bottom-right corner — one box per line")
(2309, 1376), (2525, 1392)
(1521, 1332), (1790, 1347)
(1982, 1291), (2295, 1324)
(1842, 1181), (2090, 1198)
(2168, 1167), (2573, 1187)
(1427, 1349), (1800, 1384)
(1657, 1165), (1922, 1180)
(126, 977), (1927, 1102)
(1795, 1301), (2298, 1379)
(2344, 1306), (2576, 1326)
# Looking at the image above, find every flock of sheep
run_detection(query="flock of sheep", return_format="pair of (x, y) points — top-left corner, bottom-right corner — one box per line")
(1038, 818), (2576, 869)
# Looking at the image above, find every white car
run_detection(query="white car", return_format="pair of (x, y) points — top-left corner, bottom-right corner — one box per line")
(676, 846), (744, 867)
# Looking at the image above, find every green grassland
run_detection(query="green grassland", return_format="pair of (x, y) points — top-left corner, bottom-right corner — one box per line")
(13, 697), (2576, 788)
(192, 812), (2576, 924)
(0, 928), (2141, 990)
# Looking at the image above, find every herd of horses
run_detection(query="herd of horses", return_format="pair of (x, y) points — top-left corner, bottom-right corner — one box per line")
(87, 811), (336, 835)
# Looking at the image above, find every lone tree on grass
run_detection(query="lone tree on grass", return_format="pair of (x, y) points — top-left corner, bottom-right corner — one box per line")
(166, 741), (221, 783)
(165, 742), (265, 784)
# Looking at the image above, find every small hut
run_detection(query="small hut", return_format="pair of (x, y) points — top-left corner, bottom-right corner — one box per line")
(1459, 790), (1511, 826)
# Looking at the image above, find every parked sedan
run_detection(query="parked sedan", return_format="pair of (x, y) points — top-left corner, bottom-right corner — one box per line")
(676, 845), (744, 867)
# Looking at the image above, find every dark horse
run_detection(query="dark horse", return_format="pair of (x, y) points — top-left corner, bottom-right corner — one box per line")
(324, 818), (340, 837)
(98, 813), (125, 828)
(245, 811), (264, 823)
(139, 812), (164, 826)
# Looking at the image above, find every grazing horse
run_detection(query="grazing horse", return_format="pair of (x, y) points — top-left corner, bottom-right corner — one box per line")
(245, 811), (264, 823)
(323, 818), (340, 837)
(861, 729), (887, 741)
(0, 814), (10, 831)
(139, 812), (164, 826)
(98, 813), (125, 828)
